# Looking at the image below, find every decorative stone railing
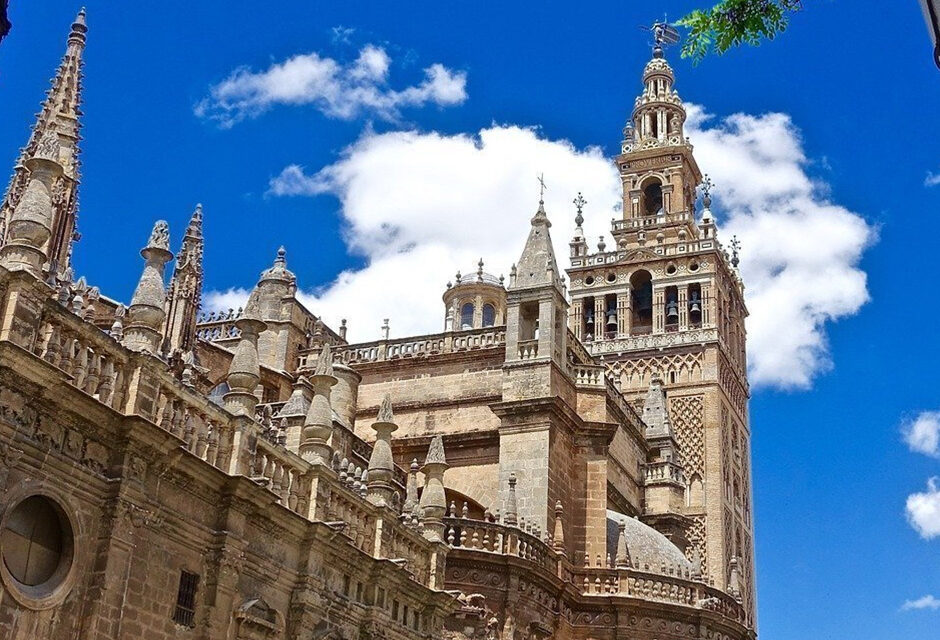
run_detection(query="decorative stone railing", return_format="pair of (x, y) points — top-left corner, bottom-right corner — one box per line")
(443, 511), (747, 625)
(644, 459), (685, 485)
(195, 318), (241, 342)
(571, 364), (605, 388)
(517, 339), (539, 360)
(569, 237), (722, 269)
(33, 297), (132, 413)
(250, 437), (311, 515)
(442, 515), (557, 577)
(300, 326), (506, 367)
(570, 564), (745, 623)
(587, 326), (719, 354)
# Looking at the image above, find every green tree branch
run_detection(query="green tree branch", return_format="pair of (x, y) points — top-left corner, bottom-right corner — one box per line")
(678, 0), (804, 62)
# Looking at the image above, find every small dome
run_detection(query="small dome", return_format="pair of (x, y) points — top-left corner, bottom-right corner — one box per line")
(606, 510), (691, 572)
(260, 246), (295, 283)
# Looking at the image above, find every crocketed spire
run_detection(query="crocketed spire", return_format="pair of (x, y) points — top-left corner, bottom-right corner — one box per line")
(163, 203), (204, 356)
(123, 221), (173, 354)
(1, 9), (87, 276)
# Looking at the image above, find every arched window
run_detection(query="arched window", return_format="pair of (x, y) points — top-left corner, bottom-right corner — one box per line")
(460, 303), (474, 330)
(642, 179), (664, 216)
(630, 270), (653, 333)
(481, 303), (496, 327)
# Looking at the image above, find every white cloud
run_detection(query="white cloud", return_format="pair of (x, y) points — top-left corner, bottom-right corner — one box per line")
(903, 411), (940, 458)
(207, 106), (873, 390)
(195, 45), (466, 127)
(902, 594), (940, 611)
(926, 171), (940, 187)
(203, 287), (251, 315)
(684, 105), (873, 388)
(906, 477), (940, 540)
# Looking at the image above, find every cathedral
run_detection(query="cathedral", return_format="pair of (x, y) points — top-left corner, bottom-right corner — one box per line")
(0, 10), (756, 640)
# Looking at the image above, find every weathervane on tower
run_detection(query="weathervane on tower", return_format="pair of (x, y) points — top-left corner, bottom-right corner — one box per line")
(641, 18), (680, 57)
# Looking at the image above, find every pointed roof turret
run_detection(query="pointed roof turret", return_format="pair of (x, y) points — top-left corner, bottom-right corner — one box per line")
(1, 9), (88, 275)
(642, 373), (673, 438)
(511, 199), (562, 292)
(123, 221), (173, 354)
(164, 204), (204, 355)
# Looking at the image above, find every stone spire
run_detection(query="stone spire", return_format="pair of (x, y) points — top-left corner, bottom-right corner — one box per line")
(222, 284), (267, 416)
(503, 473), (518, 526)
(163, 203), (204, 355)
(418, 435), (448, 540)
(0, 128), (64, 275)
(642, 373), (673, 438)
(615, 520), (632, 568)
(1, 9), (87, 276)
(367, 394), (399, 506)
(511, 199), (562, 292)
(299, 344), (337, 464)
(403, 458), (420, 516)
(569, 192), (588, 259)
(552, 500), (566, 555)
(122, 221), (173, 354)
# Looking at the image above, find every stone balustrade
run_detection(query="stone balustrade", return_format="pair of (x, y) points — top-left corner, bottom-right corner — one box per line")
(298, 326), (506, 367)
(571, 363), (605, 388)
(644, 459), (685, 484)
(443, 510), (747, 625)
(443, 515), (557, 576)
(32, 298), (131, 412)
(517, 339), (539, 360)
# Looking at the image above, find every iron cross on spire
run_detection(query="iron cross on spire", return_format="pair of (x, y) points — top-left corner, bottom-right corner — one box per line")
(537, 173), (548, 203)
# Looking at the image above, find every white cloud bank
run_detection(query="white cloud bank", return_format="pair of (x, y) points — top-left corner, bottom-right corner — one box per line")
(205, 106), (873, 390)
(925, 170), (940, 187)
(195, 45), (466, 127)
(901, 594), (940, 611)
(906, 477), (940, 540)
(903, 411), (940, 458)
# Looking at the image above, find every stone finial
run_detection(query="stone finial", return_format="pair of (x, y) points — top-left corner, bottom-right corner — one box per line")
(402, 458), (419, 514)
(109, 304), (125, 340)
(314, 343), (333, 376)
(381, 318), (390, 340)
(122, 221), (174, 354)
(299, 341), (338, 465)
(377, 393), (394, 423)
(728, 556), (742, 600)
(367, 394), (398, 506)
(477, 258), (484, 281)
(690, 546), (703, 579)
(503, 473), (518, 526)
(222, 283), (267, 416)
(418, 435), (449, 541)
(615, 520), (631, 568)
(339, 318), (347, 340)
(552, 500), (566, 554)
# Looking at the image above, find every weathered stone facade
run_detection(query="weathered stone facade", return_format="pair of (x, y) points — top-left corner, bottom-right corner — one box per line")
(0, 12), (756, 640)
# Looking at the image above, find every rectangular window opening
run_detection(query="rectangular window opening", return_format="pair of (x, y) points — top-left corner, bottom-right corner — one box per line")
(172, 570), (199, 628)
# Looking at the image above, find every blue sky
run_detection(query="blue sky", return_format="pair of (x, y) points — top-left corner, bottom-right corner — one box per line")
(3, 1), (940, 637)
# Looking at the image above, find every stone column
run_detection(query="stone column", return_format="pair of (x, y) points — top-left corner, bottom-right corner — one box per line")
(594, 297), (605, 340)
(617, 290), (630, 336)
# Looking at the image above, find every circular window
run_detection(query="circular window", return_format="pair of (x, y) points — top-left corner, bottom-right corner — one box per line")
(606, 273), (616, 283)
(689, 262), (700, 273)
(666, 264), (677, 275)
(1, 494), (74, 607)
(585, 276), (595, 286)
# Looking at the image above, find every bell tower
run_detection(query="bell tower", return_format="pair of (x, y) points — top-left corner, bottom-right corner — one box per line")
(566, 37), (756, 622)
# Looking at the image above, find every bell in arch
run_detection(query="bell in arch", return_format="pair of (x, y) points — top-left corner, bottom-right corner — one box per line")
(665, 300), (679, 323)
(606, 309), (617, 330)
